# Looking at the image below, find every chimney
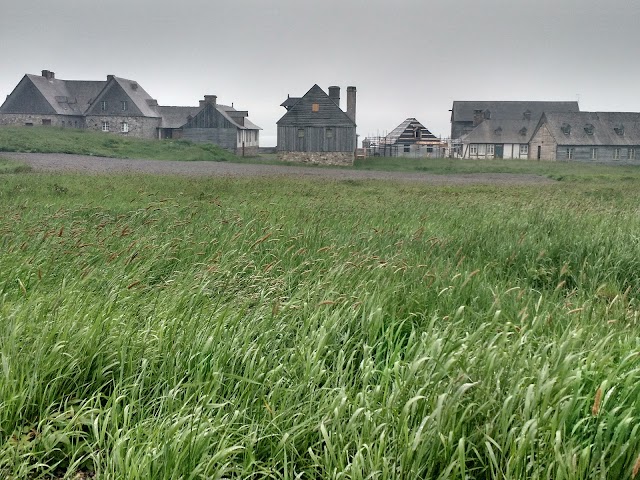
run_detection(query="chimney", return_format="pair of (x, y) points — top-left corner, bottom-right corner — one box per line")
(41, 70), (55, 80)
(107, 75), (115, 81)
(328, 86), (340, 108)
(346, 86), (356, 123)
(473, 109), (484, 127)
(204, 95), (217, 106)
(199, 100), (205, 107)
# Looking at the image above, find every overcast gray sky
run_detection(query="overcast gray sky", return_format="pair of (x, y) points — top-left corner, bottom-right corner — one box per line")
(2, 0), (639, 146)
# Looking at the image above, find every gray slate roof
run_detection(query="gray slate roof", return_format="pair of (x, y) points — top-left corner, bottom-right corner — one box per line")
(26, 74), (106, 115)
(277, 85), (355, 127)
(457, 101), (580, 144)
(110, 77), (160, 118)
(539, 112), (640, 146)
(158, 106), (203, 128)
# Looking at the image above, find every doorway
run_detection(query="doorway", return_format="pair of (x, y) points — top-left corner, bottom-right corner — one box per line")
(495, 144), (504, 159)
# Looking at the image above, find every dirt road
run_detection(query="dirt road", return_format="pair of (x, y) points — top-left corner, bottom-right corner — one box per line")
(3, 153), (556, 185)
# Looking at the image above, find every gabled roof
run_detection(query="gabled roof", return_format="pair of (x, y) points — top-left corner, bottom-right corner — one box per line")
(536, 112), (640, 146)
(277, 84), (355, 127)
(457, 101), (581, 144)
(94, 76), (161, 118)
(3, 74), (106, 116)
(384, 118), (438, 145)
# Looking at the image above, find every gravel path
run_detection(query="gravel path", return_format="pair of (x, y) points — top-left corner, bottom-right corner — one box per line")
(3, 152), (556, 185)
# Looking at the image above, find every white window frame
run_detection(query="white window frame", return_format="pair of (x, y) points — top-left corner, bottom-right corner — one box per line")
(591, 148), (598, 160)
(519, 144), (529, 155)
(630, 148), (636, 160)
(487, 144), (494, 155)
(121, 122), (129, 133)
(469, 144), (478, 156)
(102, 121), (110, 132)
(101, 101), (107, 111)
(614, 148), (620, 160)
(566, 148), (574, 160)
(121, 101), (128, 111)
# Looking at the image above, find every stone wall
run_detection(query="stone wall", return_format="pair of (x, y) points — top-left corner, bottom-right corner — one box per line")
(85, 115), (161, 139)
(529, 124), (559, 160)
(277, 151), (354, 166)
(0, 114), (84, 128)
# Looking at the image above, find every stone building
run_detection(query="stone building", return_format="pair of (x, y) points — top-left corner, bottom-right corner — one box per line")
(530, 111), (640, 163)
(0, 70), (261, 154)
(276, 84), (357, 165)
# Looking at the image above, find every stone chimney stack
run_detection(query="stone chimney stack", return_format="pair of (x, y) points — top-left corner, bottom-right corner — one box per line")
(346, 86), (356, 123)
(204, 95), (217, 107)
(473, 109), (484, 127)
(42, 70), (55, 80)
(328, 86), (340, 108)
(199, 100), (205, 107)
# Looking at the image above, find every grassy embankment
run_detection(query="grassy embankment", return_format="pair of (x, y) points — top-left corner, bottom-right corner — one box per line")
(1, 129), (640, 478)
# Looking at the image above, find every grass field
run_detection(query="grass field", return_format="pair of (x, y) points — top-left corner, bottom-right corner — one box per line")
(1, 142), (640, 477)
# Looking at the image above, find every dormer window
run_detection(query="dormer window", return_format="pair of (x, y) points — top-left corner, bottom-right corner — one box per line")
(494, 127), (502, 135)
(484, 110), (491, 120)
(584, 124), (594, 135)
(561, 123), (571, 135)
(519, 127), (527, 136)
(523, 110), (532, 120)
(614, 125), (625, 136)
(414, 127), (421, 139)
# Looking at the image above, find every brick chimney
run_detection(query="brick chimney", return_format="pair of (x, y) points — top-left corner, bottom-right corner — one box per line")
(328, 86), (340, 108)
(346, 86), (356, 123)
(41, 70), (55, 80)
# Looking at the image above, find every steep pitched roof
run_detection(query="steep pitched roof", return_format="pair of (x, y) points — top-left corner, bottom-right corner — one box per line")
(457, 101), (581, 144)
(536, 112), (640, 146)
(110, 77), (161, 117)
(384, 118), (438, 145)
(280, 97), (301, 109)
(276, 84), (355, 127)
(0, 74), (106, 116)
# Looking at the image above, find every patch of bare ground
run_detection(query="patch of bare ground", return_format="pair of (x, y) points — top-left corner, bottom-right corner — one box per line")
(3, 153), (556, 185)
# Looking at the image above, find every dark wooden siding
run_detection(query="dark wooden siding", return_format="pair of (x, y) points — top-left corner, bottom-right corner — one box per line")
(184, 104), (234, 129)
(182, 127), (237, 149)
(277, 126), (355, 152)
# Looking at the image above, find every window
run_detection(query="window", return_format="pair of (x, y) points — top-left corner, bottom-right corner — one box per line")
(325, 128), (334, 138)
(630, 148), (636, 160)
(487, 144), (494, 155)
(42, 119), (51, 125)
(404, 144), (410, 153)
(312, 103), (319, 112)
(566, 148), (574, 159)
(121, 101), (128, 111)
(591, 148), (598, 160)
(469, 144), (478, 155)
(414, 128), (421, 139)
(101, 101), (107, 111)
(520, 144), (529, 155)
(614, 148), (620, 160)
(426, 147), (433, 153)
(121, 122), (129, 133)
(297, 128), (305, 138)
(102, 121), (110, 132)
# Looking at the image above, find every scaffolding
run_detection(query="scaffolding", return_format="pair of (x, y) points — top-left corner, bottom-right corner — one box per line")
(362, 135), (450, 158)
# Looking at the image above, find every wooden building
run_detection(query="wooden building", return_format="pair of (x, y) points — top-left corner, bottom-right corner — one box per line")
(366, 118), (443, 158)
(530, 111), (640, 163)
(276, 84), (357, 166)
(450, 101), (580, 159)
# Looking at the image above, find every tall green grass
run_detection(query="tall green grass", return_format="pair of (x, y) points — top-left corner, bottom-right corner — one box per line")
(0, 173), (639, 478)
(0, 126), (238, 162)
